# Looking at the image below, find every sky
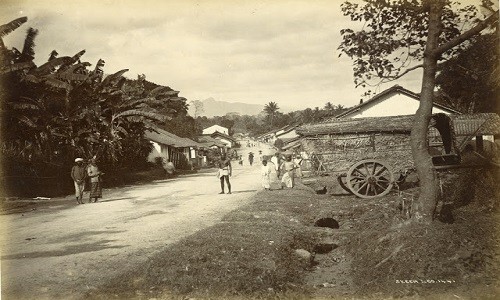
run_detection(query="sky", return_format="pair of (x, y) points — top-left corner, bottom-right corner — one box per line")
(0, 0), (424, 111)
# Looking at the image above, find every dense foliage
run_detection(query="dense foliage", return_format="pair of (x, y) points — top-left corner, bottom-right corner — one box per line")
(0, 17), (187, 196)
(435, 32), (499, 113)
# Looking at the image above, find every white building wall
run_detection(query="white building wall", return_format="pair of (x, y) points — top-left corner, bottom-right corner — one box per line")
(349, 92), (450, 118)
(215, 137), (233, 148)
(202, 125), (229, 135)
(277, 130), (299, 140)
(147, 141), (170, 163)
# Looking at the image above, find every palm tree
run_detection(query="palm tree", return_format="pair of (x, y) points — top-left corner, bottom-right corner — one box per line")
(263, 101), (279, 127)
(324, 102), (335, 111)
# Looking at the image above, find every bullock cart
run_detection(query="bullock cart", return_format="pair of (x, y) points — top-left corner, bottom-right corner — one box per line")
(296, 113), (500, 199)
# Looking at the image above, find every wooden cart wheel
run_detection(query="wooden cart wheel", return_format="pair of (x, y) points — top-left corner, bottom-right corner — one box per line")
(346, 159), (394, 199)
(337, 174), (353, 194)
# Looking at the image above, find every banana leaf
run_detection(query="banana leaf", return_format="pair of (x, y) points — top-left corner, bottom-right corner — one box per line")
(167, 97), (186, 101)
(69, 50), (86, 63)
(100, 69), (129, 87)
(0, 17), (28, 38)
(149, 86), (179, 97)
(18, 116), (38, 128)
(33, 56), (72, 75)
(20, 27), (38, 61)
(55, 72), (88, 81)
(0, 61), (35, 74)
(23, 73), (42, 83)
(114, 110), (167, 122)
(10, 102), (39, 110)
(43, 77), (72, 90)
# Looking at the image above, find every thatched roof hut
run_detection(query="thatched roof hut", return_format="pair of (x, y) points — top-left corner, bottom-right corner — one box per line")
(295, 113), (499, 174)
(297, 113), (500, 137)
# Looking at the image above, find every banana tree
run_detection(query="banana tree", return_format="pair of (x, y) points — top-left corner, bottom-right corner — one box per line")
(0, 17), (36, 75)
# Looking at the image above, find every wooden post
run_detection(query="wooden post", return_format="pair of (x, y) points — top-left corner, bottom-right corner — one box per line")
(475, 136), (484, 152)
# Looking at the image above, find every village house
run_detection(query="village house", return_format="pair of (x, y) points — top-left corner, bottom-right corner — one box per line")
(335, 85), (461, 118)
(197, 135), (227, 151)
(275, 125), (299, 140)
(145, 128), (203, 169)
(204, 131), (238, 148)
(202, 124), (229, 135)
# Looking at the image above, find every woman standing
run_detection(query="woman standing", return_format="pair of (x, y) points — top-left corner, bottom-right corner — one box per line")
(279, 155), (300, 188)
(87, 158), (103, 203)
(218, 154), (232, 194)
(261, 159), (272, 190)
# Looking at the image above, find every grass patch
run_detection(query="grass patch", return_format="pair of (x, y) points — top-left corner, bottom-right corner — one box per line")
(87, 187), (331, 299)
(86, 168), (499, 299)
(344, 168), (500, 299)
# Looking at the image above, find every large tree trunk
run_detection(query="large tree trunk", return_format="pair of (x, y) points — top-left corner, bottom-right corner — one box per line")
(410, 0), (444, 223)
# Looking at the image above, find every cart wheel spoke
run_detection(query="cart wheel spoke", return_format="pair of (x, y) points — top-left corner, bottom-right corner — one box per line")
(364, 184), (371, 196)
(347, 159), (394, 199)
(374, 166), (387, 177)
(363, 163), (371, 175)
(349, 177), (365, 184)
(375, 182), (388, 191)
(353, 168), (366, 177)
(356, 181), (368, 194)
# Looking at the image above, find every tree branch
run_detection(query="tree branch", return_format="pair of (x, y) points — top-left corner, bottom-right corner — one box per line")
(433, 10), (499, 55)
(386, 64), (424, 80)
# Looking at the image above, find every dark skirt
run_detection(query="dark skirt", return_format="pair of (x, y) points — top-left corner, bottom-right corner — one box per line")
(89, 181), (102, 198)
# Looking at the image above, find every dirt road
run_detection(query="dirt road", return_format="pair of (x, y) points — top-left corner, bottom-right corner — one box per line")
(1, 144), (274, 300)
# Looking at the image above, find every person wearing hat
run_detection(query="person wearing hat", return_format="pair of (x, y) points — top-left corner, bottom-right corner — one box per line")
(248, 152), (254, 166)
(71, 158), (87, 204)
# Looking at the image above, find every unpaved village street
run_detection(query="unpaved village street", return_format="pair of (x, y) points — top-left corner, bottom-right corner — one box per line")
(1, 145), (273, 300)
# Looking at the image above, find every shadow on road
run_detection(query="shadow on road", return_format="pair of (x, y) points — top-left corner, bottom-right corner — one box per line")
(2, 240), (126, 260)
(98, 197), (138, 203)
(230, 189), (258, 194)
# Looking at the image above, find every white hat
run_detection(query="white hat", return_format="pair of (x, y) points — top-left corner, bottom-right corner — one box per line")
(75, 158), (84, 162)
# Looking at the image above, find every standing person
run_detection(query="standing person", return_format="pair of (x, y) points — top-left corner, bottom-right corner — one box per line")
(270, 152), (281, 178)
(217, 154), (232, 194)
(87, 157), (103, 203)
(261, 159), (272, 190)
(71, 158), (87, 204)
(293, 154), (303, 179)
(248, 152), (254, 166)
(279, 154), (300, 188)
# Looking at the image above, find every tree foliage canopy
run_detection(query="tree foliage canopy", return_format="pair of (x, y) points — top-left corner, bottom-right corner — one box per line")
(0, 17), (188, 195)
(338, 0), (495, 91)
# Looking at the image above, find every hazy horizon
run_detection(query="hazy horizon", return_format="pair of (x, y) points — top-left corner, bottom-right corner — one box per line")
(1, 0), (423, 111)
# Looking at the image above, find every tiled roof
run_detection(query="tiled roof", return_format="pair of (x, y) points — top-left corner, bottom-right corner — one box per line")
(145, 128), (200, 148)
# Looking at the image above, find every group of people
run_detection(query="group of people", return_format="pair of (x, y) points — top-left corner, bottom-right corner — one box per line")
(71, 157), (103, 204)
(261, 153), (302, 190)
(216, 150), (303, 195)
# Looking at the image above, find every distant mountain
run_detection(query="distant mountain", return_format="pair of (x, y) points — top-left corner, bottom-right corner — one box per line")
(188, 98), (263, 117)
(188, 98), (296, 117)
